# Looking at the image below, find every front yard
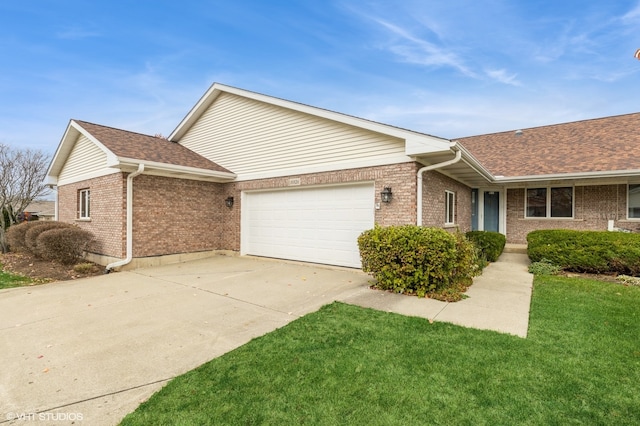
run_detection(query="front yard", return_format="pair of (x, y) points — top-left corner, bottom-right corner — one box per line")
(120, 275), (640, 425)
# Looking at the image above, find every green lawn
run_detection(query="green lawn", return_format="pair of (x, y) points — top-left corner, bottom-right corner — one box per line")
(121, 276), (640, 425)
(0, 263), (33, 289)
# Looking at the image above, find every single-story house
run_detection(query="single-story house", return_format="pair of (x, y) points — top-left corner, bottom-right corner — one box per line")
(45, 83), (640, 269)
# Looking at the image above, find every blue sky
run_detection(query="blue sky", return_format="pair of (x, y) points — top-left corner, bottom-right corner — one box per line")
(1, 0), (639, 155)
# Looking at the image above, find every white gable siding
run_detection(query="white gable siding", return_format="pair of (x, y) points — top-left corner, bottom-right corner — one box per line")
(178, 93), (410, 180)
(58, 134), (117, 185)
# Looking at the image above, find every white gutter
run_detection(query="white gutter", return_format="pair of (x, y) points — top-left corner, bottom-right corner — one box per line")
(105, 164), (145, 272)
(417, 148), (462, 226)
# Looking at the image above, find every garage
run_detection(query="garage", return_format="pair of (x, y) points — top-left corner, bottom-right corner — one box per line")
(242, 183), (375, 268)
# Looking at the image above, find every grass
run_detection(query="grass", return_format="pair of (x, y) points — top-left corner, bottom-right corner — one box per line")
(0, 263), (34, 289)
(120, 276), (640, 425)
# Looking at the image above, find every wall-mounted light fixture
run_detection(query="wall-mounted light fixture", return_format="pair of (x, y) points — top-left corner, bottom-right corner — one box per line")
(225, 196), (234, 208)
(380, 187), (393, 203)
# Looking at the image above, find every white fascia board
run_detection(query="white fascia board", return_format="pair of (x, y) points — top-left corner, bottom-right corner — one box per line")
(113, 157), (237, 181)
(46, 120), (118, 181)
(169, 83), (451, 145)
(55, 168), (121, 187)
(454, 142), (495, 182)
(494, 169), (640, 184)
(231, 155), (413, 182)
(405, 135), (453, 155)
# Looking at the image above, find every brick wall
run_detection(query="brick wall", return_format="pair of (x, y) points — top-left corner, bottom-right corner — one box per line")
(421, 170), (472, 233)
(57, 173), (126, 258)
(132, 175), (225, 257)
(218, 162), (421, 251)
(506, 184), (638, 243)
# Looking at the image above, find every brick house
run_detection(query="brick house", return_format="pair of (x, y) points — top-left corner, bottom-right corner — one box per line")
(45, 83), (640, 269)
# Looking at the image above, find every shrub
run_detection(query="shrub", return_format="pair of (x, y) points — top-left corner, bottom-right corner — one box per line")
(24, 222), (72, 257)
(357, 225), (478, 298)
(527, 229), (640, 275)
(6, 221), (44, 252)
(36, 227), (95, 265)
(528, 258), (562, 275)
(465, 231), (506, 262)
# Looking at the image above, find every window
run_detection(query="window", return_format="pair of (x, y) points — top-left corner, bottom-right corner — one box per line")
(628, 184), (640, 219)
(525, 187), (573, 218)
(78, 189), (90, 219)
(445, 190), (455, 225)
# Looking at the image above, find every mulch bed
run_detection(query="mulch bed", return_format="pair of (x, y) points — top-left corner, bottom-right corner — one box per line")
(0, 252), (103, 282)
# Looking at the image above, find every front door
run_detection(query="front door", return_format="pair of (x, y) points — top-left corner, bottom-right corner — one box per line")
(483, 191), (500, 232)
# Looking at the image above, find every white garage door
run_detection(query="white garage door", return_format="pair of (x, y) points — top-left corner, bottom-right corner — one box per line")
(242, 183), (374, 268)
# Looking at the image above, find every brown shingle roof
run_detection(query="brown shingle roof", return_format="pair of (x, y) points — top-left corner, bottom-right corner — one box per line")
(75, 120), (232, 173)
(456, 113), (640, 177)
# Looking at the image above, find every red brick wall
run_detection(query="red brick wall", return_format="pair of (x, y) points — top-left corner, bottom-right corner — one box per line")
(132, 175), (225, 257)
(506, 184), (637, 243)
(219, 162), (421, 251)
(421, 171), (472, 233)
(57, 173), (126, 258)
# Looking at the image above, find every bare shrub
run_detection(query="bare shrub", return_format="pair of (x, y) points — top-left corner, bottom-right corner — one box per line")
(37, 227), (95, 265)
(25, 222), (72, 258)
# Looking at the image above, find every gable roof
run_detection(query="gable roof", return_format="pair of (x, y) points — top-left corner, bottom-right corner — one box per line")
(74, 121), (231, 173)
(47, 120), (235, 184)
(168, 83), (451, 156)
(456, 113), (640, 181)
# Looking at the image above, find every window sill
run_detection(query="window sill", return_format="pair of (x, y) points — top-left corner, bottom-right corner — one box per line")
(75, 218), (91, 222)
(444, 223), (457, 228)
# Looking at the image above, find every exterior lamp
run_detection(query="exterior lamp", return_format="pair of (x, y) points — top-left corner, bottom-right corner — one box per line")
(225, 196), (234, 208)
(380, 187), (393, 203)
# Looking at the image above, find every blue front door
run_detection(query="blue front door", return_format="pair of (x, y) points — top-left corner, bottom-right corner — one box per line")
(484, 191), (499, 232)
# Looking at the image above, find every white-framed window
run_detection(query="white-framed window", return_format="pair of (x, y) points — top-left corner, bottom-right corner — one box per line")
(525, 187), (573, 218)
(445, 190), (455, 225)
(628, 184), (640, 219)
(78, 189), (90, 219)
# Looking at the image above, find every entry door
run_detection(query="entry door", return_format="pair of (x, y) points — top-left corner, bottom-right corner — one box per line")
(483, 191), (500, 232)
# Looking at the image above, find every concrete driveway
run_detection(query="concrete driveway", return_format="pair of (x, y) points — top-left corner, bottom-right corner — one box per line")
(0, 255), (370, 426)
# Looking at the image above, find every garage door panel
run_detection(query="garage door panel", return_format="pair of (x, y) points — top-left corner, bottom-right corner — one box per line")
(242, 183), (374, 267)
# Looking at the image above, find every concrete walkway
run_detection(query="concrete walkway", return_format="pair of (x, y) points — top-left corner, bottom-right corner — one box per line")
(0, 252), (532, 425)
(341, 251), (534, 337)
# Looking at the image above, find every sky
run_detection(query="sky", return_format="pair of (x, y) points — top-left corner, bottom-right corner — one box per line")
(1, 0), (639, 157)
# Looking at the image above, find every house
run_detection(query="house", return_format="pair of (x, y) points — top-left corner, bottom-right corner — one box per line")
(45, 83), (640, 269)
(23, 200), (56, 221)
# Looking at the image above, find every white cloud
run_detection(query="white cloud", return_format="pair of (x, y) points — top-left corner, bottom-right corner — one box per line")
(485, 69), (521, 86)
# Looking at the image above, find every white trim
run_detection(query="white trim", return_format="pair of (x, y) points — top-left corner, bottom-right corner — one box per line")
(477, 189), (506, 234)
(627, 183), (640, 220)
(496, 169), (640, 183)
(524, 186), (575, 219)
(445, 190), (455, 225)
(169, 83), (450, 150)
(78, 188), (90, 219)
(233, 155), (413, 182)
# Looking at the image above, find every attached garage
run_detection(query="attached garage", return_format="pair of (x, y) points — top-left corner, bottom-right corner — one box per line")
(241, 183), (375, 268)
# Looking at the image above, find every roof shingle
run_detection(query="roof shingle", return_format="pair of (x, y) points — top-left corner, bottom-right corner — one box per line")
(456, 113), (640, 177)
(75, 120), (231, 173)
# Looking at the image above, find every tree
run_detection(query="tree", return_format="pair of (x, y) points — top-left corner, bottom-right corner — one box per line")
(0, 143), (51, 252)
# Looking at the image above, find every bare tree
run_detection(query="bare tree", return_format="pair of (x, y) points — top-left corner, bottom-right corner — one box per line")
(0, 143), (51, 252)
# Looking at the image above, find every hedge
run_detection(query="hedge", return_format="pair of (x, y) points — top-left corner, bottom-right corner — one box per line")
(24, 222), (72, 258)
(465, 231), (506, 262)
(5, 221), (44, 252)
(37, 227), (95, 265)
(357, 225), (478, 297)
(527, 229), (640, 275)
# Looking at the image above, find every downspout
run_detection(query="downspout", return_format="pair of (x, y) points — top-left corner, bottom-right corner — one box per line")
(105, 164), (145, 273)
(417, 148), (462, 226)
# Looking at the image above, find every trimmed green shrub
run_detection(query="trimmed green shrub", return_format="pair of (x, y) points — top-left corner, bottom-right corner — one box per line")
(465, 231), (506, 262)
(527, 229), (640, 275)
(24, 222), (72, 258)
(36, 227), (95, 265)
(357, 225), (478, 297)
(5, 221), (44, 252)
